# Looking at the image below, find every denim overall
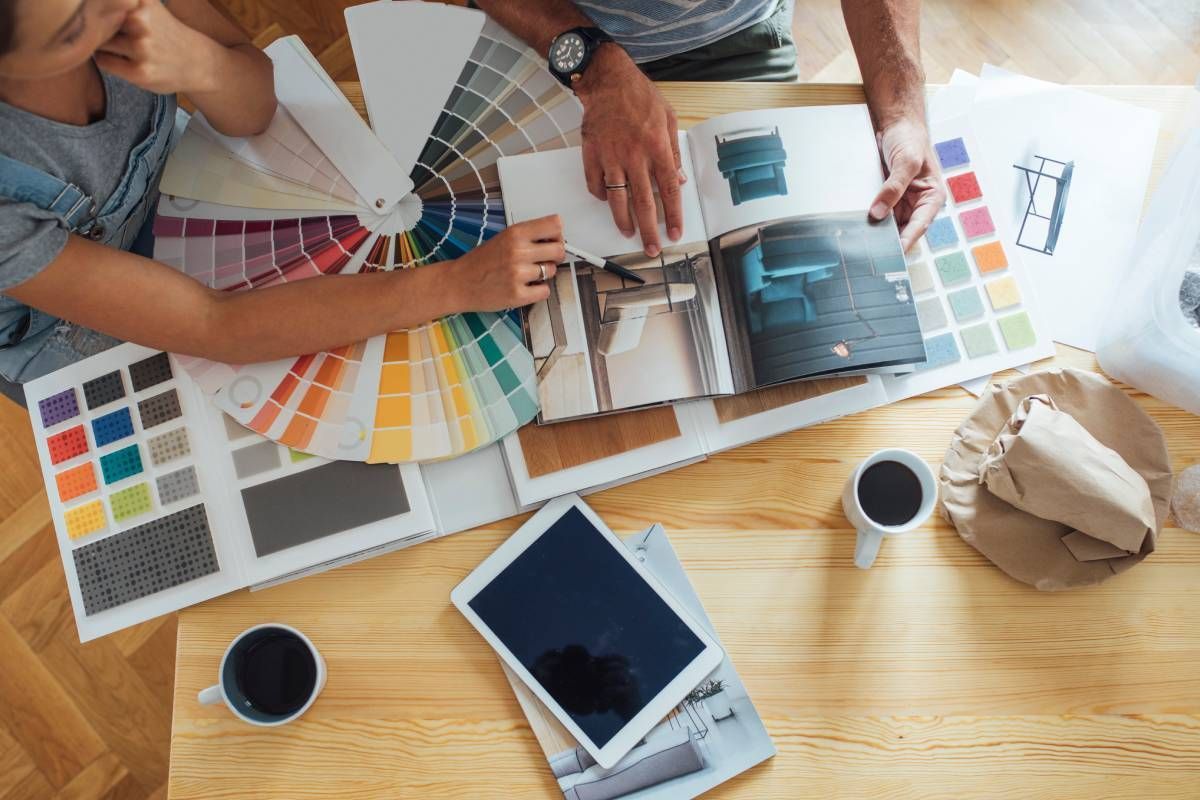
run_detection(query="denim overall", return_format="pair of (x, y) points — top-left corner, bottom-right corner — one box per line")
(0, 88), (180, 404)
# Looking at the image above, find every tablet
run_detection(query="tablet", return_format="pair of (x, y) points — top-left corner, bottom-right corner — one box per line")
(451, 495), (724, 768)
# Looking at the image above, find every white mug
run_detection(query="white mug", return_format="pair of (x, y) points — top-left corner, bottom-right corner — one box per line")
(841, 448), (937, 569)
(198, 623), (326, 726)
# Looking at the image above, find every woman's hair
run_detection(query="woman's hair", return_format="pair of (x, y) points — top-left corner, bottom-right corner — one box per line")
(0, 0), (15, 57)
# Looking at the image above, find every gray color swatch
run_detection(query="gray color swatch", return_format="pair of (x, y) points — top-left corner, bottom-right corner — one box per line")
(128, 352), (173, 393)
(137, 389), (183, 430)
(72, 504), (219, 615)
(232, 440), (281, 479)
(147, 427), (190, 466)
(82, 370), (125, 410)
(157, 465), (200, 505)
(241, 461), (411, 557)
(222, 413), (256, 441)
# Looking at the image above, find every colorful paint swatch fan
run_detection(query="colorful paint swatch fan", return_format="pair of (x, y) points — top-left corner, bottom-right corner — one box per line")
(152, 2), (583, 463)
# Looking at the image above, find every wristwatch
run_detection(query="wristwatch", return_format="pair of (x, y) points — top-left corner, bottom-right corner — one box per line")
(548, 26), (615, 88)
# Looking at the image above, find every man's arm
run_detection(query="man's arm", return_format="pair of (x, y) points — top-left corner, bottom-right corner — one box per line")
(474, 0), (684, 258)
(842, 0), (944, 251)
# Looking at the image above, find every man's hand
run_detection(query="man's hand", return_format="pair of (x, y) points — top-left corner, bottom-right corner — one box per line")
(869, 116), (946, 252)
(576, 45), (684, 258)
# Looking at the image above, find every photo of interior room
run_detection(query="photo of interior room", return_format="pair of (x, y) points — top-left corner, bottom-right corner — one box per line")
(524, 246), (731, 422)
(713, 212), (926, 387)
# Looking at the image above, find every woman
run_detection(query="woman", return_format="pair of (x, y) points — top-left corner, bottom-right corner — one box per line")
(0, 0), (562, 403)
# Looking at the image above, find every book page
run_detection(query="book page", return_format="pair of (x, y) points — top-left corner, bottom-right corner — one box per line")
(500, 136), (737, 420)
(498, 133), (707, 256)
(686, 106), (926, 389)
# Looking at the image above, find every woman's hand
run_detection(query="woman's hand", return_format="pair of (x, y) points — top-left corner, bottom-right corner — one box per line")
(445, 215), (565, 312)
(93, 0), (221, 95)
(93, 0), (275, 136)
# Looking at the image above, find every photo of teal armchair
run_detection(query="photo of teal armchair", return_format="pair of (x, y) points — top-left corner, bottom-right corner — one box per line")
(740, 223), (839, 333)
(715, 126), (789, 206)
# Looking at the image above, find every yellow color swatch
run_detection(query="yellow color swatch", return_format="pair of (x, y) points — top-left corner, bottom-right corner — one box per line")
(379, 363), (410, 395)
(65, 499), (107, 539)
(369, 428), (411, 462)
(986, 276), (1022, 310)
(375, 395), (412, 428)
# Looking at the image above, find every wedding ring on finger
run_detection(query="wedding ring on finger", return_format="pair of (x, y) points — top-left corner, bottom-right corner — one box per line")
(537, 262), (549, 282)
(604, 182), (629, 191)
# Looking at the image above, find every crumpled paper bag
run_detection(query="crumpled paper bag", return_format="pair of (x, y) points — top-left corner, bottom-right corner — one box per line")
(977, 394), (1156, 561)
(940, 369), (1172, 591)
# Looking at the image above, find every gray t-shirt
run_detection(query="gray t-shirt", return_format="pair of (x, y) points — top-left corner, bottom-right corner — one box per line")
(0, 72), (157, 291)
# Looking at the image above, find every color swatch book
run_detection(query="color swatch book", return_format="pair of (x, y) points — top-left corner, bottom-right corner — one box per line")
(880, 116), (1056, 402)
(502, 523), (774, 800)
(153, 2), (585, 464)
(25, 343), (436, 642)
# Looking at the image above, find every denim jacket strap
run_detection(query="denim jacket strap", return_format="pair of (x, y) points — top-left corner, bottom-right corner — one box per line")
(0, 153), (98, 231)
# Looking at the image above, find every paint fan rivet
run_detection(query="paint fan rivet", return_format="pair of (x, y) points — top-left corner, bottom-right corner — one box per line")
(375, 198), (385, 209)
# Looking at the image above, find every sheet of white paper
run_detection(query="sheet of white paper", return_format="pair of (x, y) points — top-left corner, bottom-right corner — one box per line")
(969, 65), (1161, 351)
(498, 134), (707, 256)
(930, 71), (978, 123)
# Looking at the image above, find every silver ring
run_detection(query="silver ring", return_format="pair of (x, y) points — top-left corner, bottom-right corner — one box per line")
(538, 263), (548, 282)
(604, 182), (629, 191)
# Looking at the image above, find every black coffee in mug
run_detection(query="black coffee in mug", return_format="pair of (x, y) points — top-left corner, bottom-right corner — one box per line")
(230, 628), (318, 717)
(857, 460), (924, 526)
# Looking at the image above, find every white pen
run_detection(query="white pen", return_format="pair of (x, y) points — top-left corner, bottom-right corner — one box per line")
(563, 243), (646, 284)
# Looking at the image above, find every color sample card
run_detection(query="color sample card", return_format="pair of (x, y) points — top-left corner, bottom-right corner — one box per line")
(241, 460), (410, 557)
(882, 121), (1055, 403)
(25, 346), (236, 640)
(26, 343), (439, 642)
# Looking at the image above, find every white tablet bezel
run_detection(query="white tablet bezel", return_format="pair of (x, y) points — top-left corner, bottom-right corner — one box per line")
(451, 494), (724, 768)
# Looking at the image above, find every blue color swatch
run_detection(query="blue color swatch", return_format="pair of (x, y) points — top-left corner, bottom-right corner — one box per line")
(92, 407), (135, 448)
(924, 216), (959, 251)
(918, 332), (962, 370)
(100, 444), (143, 484)
(935, 137), (970, 170)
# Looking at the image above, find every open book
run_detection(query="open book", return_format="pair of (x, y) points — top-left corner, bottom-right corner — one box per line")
(499, 105), (926, 423)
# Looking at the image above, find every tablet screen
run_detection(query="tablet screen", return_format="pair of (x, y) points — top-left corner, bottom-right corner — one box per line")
(468, 506), (705, 748)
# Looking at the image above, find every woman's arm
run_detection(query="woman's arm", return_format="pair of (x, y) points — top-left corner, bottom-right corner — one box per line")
(94, 0), (275, 137)
(5, 217), (564, 365)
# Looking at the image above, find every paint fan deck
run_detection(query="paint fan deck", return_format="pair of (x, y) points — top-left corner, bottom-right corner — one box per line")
(26, 344), (436, 642)
(153, 4), (584, 463)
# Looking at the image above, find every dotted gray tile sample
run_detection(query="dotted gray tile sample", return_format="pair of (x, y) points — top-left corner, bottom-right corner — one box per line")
(242, 460), (410, 557)
(156, 465), (200, 505)
(82, 371), (125, 410)
(137, 388), (183, 430)
(232, 440), (281, 479)
(147, 427), (191, 466)
(128, 352), (173, 393)
(72, 504), (218, 615)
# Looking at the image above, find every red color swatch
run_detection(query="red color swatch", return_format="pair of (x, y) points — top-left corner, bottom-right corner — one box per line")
(48, 424), (89, 465)
(947, 172), (982, 205)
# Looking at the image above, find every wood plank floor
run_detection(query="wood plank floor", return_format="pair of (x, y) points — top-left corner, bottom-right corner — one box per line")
(1, 1), (1196, 798)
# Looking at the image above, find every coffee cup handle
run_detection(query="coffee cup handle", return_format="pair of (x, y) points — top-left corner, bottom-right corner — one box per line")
(198, 684), (223, 706)
(854, 528), (883, 570)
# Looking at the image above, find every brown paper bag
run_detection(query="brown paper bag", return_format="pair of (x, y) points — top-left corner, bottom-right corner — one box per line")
(939, 369), (1172, 591)
(978, 395), (1156, 560)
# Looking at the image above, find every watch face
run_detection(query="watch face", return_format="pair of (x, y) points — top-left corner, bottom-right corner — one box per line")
(551, 32), (587, 74)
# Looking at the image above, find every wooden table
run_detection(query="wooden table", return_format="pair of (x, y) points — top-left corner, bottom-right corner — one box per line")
(169, 83), (1200, 799)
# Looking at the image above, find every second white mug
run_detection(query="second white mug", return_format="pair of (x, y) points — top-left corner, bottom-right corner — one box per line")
(842, 449), (937, 569)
